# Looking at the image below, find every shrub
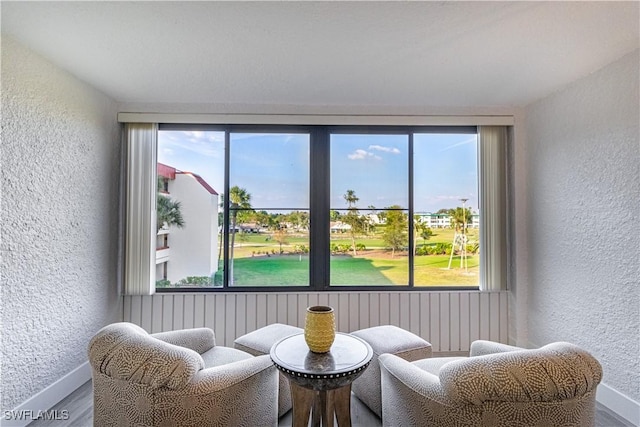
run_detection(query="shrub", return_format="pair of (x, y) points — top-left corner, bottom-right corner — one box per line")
(331, 243), (351, 254)
(156, 279), (172, 288)
(416, 246), (430, 256)
(178, 276), (213, 287)
(467, 243), (479, 254)
(434, 243), (452, 255)
(294, 244), (309, 254)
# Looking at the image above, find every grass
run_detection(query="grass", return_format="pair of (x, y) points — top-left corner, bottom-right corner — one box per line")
(231, 255), (309, 286)
(209, 228), (480, 287)
(227, 253), (478, 287)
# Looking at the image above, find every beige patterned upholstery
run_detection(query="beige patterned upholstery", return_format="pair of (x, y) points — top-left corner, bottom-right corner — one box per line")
(88, 322), (278, 427)
(350, 325), (432, 417)
(234, 323), (303, 418)
(379, 340), (603, 427)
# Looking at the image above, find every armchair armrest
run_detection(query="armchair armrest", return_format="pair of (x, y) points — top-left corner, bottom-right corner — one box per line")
(152, 327), (216, 354)
(379, 354), (450, 406)
(470, 340), (522, 357)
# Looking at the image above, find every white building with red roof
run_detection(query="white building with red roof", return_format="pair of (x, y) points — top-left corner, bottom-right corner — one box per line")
(157, 163), (219, 285)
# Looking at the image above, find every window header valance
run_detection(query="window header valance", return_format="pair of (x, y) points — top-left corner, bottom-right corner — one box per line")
(117, 113), (514, 127)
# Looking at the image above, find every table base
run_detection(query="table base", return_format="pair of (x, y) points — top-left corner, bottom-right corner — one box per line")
(290, 382), (352, 427)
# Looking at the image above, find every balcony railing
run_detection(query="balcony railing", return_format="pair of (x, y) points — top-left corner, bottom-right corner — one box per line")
(156, 247), (170, 264)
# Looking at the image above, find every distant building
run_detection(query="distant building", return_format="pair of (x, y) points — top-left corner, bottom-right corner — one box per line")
(330, 221), (352, 233)
(156, 163), (219, 284)
(415, 212), (480, 229)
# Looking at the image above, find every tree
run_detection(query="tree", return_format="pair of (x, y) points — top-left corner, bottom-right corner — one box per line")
(420, 224), (434, 242)
(343, 189), (362, 256)
(156, 178), (185, 232)
(273, 227), (288, 254)
(449, 206), (472, 233)
(366, 205), (378, 233)
(286, 211), (309, 232)
(383, 205), (408, 257)
(413, 218), (433, 255)
(157, 195), (185, 231)
(229, 186), (252, 284)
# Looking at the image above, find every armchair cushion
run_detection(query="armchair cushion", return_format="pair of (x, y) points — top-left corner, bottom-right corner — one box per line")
(152, 327), (216, 353)
(413, 356), (466, 376)
(201, 345), (253, 368)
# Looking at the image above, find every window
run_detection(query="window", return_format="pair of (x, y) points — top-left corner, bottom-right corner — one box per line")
(330, 133), (409, 286)
(122, 121), (508, 294)
(228, 132), (310, 287)
(413, 133), (479, 286)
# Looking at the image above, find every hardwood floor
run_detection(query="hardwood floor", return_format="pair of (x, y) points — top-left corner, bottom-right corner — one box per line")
(28, 379), (634, 427)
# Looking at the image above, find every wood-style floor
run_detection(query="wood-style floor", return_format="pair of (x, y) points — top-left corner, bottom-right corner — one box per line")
(28, 380), (634, 427)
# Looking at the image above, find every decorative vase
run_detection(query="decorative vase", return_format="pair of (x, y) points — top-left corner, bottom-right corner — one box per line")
(304, 305), (336, 353)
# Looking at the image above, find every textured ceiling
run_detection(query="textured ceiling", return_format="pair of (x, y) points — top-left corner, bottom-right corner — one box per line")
(2, 1), (638, 108)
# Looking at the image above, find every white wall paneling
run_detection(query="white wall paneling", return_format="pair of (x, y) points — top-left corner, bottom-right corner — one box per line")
(123, 291), (509, 352)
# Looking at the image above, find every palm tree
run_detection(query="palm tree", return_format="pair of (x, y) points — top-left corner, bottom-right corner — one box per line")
(343, 189), (360, 255)
(449, 206), (472, 234)
(156, 195), (185, 232)
(229, 186), (251, 284)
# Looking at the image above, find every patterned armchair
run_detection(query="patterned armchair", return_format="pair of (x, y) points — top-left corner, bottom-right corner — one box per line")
(379, 340), (602, 427)
(88, 322), (278, 427)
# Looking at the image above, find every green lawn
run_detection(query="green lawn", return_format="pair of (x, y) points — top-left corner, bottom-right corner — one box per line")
(210, 229), (480, 287)
(231, 255), (309, 286)
(227, 252), (478, 287)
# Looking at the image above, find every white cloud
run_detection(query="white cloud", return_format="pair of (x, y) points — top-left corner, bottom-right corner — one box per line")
(348, 149), (381, 160)
(369, 144), (400, 154)
(158, 131), (223, 158)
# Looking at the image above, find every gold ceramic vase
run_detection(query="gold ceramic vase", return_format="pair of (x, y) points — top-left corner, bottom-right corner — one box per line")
(304, 306), (336, 353)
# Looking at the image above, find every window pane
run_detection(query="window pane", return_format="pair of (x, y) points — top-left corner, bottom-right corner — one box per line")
(330, 134), (409, 286)
(229, 133), (310, 287)
(156, 131), (225, 288)
(413, 133), (479, 286)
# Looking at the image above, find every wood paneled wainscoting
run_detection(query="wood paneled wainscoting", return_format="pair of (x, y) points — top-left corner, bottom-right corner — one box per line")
(123, 290), (508, 352)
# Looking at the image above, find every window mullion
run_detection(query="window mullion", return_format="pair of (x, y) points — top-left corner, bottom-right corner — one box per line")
(309, 127), (330, 290)
(408, 132), (414, 287)
(223, 130), (231, 289)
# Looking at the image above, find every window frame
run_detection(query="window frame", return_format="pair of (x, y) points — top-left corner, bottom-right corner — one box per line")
(153, 123), (484, 293)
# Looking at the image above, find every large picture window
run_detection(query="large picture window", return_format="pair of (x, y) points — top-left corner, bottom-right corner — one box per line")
(123, 123), (505, 293)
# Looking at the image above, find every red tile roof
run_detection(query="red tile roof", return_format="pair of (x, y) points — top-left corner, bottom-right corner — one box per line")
(157, 162), (176, 179)
(157, 163), (218, 195)
(176, 172), (218, 195)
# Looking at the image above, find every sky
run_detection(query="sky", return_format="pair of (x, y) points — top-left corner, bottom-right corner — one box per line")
(157, 130), (478, 213)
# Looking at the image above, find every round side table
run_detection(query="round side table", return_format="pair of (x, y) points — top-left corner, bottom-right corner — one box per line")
(270, 332), (373, 427)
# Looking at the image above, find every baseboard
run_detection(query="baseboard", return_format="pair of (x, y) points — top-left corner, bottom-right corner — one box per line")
(597, 382), (640, 426)
(2, 362), (91, 427)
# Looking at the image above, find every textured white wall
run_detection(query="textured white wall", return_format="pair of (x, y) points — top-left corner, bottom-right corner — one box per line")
(1, 37), (122, 410)
(523, 51), (639, 402)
